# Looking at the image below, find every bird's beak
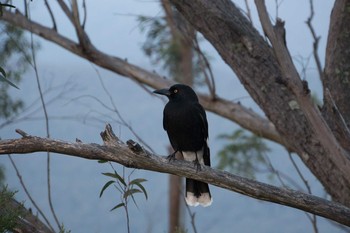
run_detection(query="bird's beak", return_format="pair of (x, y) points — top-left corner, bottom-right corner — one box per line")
(153, 88), (171, 96)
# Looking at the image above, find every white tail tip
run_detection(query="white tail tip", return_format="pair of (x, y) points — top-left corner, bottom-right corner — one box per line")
(185, 192), (213, 207)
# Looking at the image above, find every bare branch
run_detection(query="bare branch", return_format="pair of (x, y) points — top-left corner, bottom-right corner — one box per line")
(244, 0), (253, 23)
(0, 125), (350, 227)
(71, 0), (91, 47)
(306, 0), (323, 81)
(44, 0), (57, 31)
(57, 0), (74, 24)
(0, 9), (285, 148)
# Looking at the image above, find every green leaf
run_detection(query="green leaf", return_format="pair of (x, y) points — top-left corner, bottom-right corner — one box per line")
(133, 182), (148, 200)
(110, 203), (125, 211)
(98, 160), (108, 163)
(0, 3), (16, 8)
(0, 73), (19, 89)
(102, 172), (126, 186)
(123, 188), (141, 199)
(129, 178), (147, 185)
(129, 178), (148, 200)
(99, 180), (115, 198)
(0, 67), (6, 77)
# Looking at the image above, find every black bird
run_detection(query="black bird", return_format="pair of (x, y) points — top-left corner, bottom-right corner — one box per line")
(154, 84), (212, 207)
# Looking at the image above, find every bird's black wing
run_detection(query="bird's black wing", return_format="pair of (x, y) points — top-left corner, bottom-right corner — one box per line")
(194, 103), (210, 167)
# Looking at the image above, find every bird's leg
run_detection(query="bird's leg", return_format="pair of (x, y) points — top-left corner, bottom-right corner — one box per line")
(193, 152), (202, 172)
(167, 150), (177, 161)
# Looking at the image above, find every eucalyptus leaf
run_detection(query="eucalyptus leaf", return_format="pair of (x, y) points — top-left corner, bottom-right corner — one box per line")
(102, 172), (127, 187)
(123, 188), (141, 199)
(0, 74), (19, 89)
(99, 180), (115, 198)
(110, 203), (125, 211)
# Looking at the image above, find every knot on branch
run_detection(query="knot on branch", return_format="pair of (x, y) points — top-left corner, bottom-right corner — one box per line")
(273, 18), (286, 46)
(15, 129), (30, 138)
(100, 124), (121, 146)
(127, 139), (151, 157)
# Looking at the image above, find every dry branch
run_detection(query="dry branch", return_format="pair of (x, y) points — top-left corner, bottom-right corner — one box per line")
(0, 9), (285, 148)
(0, 125), (349, 227)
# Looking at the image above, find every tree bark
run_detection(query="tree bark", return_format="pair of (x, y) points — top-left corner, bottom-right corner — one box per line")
(0, 126), (350, 227)
(0, 9), (286, 147)
(323, 0), (350, 152)
(169, 0), (350, 207)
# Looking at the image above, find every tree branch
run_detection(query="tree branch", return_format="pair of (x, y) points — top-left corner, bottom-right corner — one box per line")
(0, 9), (286, 148)
(169, 0), (350, 206)
(0, 125), (349, 227)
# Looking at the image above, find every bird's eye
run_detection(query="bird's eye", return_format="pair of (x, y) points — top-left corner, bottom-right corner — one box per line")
(173, 89), (178, 94)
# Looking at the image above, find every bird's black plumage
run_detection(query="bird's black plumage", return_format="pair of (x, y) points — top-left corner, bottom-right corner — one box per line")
(154, 84), (212, 207)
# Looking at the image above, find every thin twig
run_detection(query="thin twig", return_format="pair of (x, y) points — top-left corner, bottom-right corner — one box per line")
(262, 153), (287, 187)
(306, 0), (323, 81)
(90, 64), (155, 153)
(184, 197), (198, 233)
(57, 0), (74, 24)
(288, 152), (319, 233)
(193, 35), (216, 98)
(326, 89), (350, 138)
(244, 0), (253, 23)
(81, 0), (87, 29)
(44, 0), (57, 31)
(27, 3), (61, 230)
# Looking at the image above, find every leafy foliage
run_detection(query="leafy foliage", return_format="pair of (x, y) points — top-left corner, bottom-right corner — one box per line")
(0, 186), (24, 232)
(0, 22), (36, 119)
(99, 164), (148, 233)
(100, 169), (148, 208)
(217, 129), (270, 179)
(138, 15), (183, 78)
(138, 13), (211, 85)
(0, 66), (19, 89)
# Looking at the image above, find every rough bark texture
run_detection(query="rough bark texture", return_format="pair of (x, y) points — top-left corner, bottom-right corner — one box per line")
(323, 0), (350, 152)
(0, 125), (350, 227)
(169, 0), (350, 207)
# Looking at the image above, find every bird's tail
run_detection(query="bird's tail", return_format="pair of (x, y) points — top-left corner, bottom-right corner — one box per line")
(185, 178), (212, 207)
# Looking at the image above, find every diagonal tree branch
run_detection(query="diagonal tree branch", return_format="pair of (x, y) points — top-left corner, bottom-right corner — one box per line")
(254, 0), (350, 190)
(0, 9), (286, 149)
(0, 125), (349, 227)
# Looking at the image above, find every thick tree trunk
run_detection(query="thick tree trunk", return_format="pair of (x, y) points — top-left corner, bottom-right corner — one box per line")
(323, 0), (350, 152)
(169, 0), (350, 206)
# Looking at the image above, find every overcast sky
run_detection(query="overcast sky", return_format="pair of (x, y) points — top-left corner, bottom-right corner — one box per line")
(1, 1), (345, 233)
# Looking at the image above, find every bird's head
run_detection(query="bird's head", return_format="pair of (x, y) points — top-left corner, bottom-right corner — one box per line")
(153, 84), (199, 102)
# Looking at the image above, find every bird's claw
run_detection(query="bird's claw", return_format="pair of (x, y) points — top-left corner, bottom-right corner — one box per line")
(167, 152), (176, 161)
(193, 159), (202, 172)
